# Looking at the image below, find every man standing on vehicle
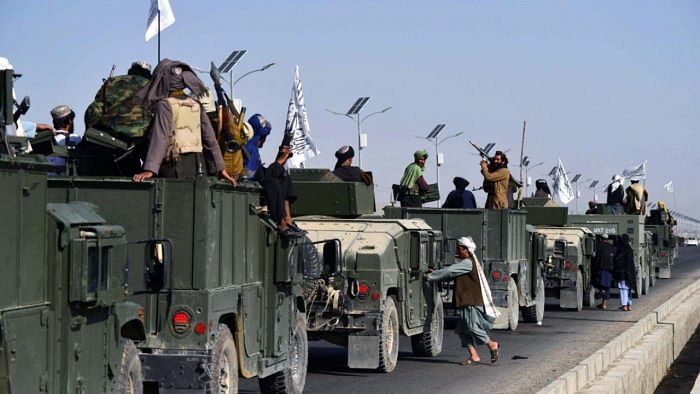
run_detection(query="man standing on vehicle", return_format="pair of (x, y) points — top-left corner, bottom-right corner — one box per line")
(131, 59), (235, 184)
(398, 150), (430, 207)
(480, 150), (510, 209)
(624, 177), (648, 215)
(332, 145), (372, 185)
(426, 236), (500, 365)
(605, 175), (625, 215)
(442, 177), (477, 209)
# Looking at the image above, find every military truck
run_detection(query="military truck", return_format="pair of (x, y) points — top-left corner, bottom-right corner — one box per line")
(523, 198), (597, 311)
(291, 169), (445, 372)
(384, 204), (541, 330)
(1, 65), (146, 393)
(645, 208), (676, 279)
(568, 213), (652, 297)
(47, 176), (312, 393)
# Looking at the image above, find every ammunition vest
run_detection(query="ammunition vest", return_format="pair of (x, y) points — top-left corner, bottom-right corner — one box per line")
(454, 267), (484, 308)
(165, 97), (203, 160)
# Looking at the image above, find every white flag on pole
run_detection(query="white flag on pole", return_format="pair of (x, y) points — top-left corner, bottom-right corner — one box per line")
(145, 0), (175, 42)
(664, 181), (673, 193)
(622, 161), (647, 180)
(284, 66), (320, 168)
(553, 158), (575, 204)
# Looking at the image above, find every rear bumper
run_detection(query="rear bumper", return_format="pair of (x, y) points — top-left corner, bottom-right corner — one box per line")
(141, 351), (210, 391)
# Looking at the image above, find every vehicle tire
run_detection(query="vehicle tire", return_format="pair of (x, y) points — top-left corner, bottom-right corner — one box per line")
(522, 276), (544, 324)
(116, 339), (143, 394)
(259, 317), (308, 394)
(507, 279), (519, 330)
(584, 283), (596, 308)
(209, 324), (238, 394)
(378, 296), (400, 372)
(411, 295), (444, 357)
(575, 271), (583, 312)
(633, 269), (642, 299)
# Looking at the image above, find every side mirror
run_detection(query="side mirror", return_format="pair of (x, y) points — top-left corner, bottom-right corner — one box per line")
(322, 239), (342, 274)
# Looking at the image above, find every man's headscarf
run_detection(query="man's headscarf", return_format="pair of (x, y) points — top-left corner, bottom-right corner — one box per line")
(243, 114), (272, 178)
(137, 59), (206, 109)
(610, 174), (623, 192)
(453, 177), (469, 189)
(456, 236), (477, 253)
(414, 150), (429, 161)
(334, 145), (355, 169)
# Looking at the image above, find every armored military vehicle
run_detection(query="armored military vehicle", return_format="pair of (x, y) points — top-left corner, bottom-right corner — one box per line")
(645, 208), (676, 279)
(523, 198), (597, 311)
(384, 204), (541, 330)
(1, 65), (146, 393)
(291, 169), (444, 372)
(47, 176), (312, 393)
(568, 212), (652, 297)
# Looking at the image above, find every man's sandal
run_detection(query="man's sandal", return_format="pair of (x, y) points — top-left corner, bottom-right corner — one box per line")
(460, 359), (476, 366)
(490, 347), (500, 364)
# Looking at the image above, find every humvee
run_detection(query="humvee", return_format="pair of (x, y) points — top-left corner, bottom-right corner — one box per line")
(1, 65), (146, 393)
(291, 169), (445, 372)
(523, 198), (597, 310)
(645, 208), (676, 279)
(47, 176), (311, 393)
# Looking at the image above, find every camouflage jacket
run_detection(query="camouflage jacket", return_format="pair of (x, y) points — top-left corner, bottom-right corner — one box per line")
(84, 75), (152, 139)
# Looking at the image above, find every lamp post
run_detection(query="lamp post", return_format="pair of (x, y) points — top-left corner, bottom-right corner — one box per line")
(521, 158), (545, 196)
(589, 180), (599, 204)
(327, 98), (391, 168)
(217, 50), (247, 99)
(571, 174), (581, 213)
(234, 62), (275, 85)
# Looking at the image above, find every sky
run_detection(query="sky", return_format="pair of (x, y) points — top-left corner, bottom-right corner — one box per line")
(2, 1), (699, 229)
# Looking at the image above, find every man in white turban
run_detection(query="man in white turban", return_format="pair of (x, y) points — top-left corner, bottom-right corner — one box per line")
(426, 236), (501, 365)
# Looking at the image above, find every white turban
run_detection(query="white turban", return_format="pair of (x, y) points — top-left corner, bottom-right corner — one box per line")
(456, 236), (477, 253)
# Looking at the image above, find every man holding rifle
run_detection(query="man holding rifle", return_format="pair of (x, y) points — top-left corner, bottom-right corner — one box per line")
(480, 150), (510, 209)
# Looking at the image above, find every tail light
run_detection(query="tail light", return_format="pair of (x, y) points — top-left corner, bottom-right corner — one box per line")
(371, 291), (380, 301)
(659, 252), (666, 257)
(172, 310), (191, 334)
(358, 283), (370, 300)
(563, 260), (574, 271)
(491, 271), (502, 281)
(194, 322), (207, 336)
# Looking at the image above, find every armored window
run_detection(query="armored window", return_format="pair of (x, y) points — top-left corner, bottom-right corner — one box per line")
(100, 246), (111, 290)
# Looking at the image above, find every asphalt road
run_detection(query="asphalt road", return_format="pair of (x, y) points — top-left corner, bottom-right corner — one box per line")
(241, 247), (700, 394)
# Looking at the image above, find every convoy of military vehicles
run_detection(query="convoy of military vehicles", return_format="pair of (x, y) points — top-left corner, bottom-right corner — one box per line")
(0, 61), (682, 393)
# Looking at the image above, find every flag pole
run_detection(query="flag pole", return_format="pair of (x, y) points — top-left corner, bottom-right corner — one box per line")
(157, 9), (161, 62)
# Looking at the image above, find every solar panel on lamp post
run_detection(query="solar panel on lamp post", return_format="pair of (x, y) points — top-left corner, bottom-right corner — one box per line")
(326, 97), (391, 168)
(218, 50), (247, 99)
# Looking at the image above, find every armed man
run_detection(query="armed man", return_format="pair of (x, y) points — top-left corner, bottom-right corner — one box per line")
(131, 59), (235, 185)
(398, 150), (430, 207)
(480, 150), (510, 209)
(83, 61), (153, 175)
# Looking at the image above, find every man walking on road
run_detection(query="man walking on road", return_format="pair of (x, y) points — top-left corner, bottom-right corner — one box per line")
(426, 237), (500, 365)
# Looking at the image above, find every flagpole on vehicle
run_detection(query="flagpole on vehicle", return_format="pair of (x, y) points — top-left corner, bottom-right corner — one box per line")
(157, 8), (160, 62)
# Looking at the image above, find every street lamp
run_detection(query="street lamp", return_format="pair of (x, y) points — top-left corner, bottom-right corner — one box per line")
(327, 97), (391, 168)
(522, 159), (545, 195)
(589, 180), (599, 203)
(217, 50), (247, 99)
(234, 62), (275, 85)
(571, 174), (582, 213)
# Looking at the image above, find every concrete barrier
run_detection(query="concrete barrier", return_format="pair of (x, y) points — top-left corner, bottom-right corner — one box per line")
(538, 278), (700, 394)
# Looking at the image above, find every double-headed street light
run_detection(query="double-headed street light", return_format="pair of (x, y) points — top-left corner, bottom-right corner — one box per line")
(327, 97), (392, 168)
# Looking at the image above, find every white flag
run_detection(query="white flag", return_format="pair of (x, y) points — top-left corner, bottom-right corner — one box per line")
(284, 66), (320, 168)
(622, 161), (646, 180)
(553, 158), (575, 204)
(664, 181), (673, 193)
(145, 0), (175, 42)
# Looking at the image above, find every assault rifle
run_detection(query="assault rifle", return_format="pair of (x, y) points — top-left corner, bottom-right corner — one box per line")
(469, 140), (492, 163)
(209, 61), (247, 154)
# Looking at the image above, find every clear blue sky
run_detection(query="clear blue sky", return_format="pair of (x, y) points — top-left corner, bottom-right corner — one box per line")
(2, 1), (698, 227)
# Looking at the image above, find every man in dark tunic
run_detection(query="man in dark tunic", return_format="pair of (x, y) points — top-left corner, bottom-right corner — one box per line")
(257, 145), (305, 238)
(332, 145), (371, 185)
(605, 175), (625, 215)
(442, 177), (477, 209)
(131, 59), (235, 184)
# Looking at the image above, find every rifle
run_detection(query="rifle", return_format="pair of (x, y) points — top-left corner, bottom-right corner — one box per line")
(209, 62), (247, 153)
(469, 140), (492, 163)
(12, 96), (30, 124)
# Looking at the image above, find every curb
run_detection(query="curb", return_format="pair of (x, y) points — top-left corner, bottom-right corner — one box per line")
(538, 278), (700, 394)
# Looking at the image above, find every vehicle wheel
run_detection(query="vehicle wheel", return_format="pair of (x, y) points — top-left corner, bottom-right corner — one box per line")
(209, 324), (238, 394)
(634, 270), (642, 299)
(584, 283), (596, 307)
(575, 271), (583, 312)
(507, 278), (519, 330)
(117, 339), (143, 394)
(411, 295), (444, 357)
(378, 296), (399, 372)
(522, 276), (544, 324)
(259, 317), (308, 393)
